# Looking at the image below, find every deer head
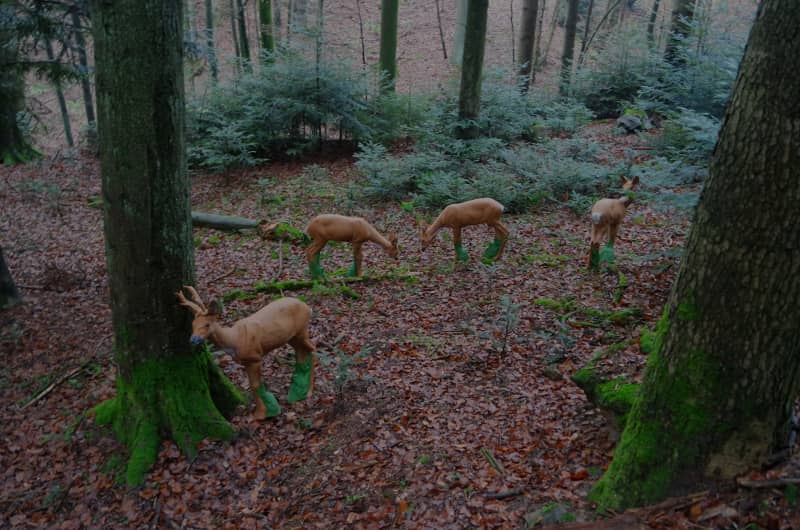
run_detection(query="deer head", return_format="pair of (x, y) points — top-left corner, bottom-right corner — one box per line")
(176, 286), (223, 345)
(621, 175), (639, 191)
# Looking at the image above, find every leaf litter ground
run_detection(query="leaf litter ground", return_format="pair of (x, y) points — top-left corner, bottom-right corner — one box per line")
(2, 131), (799, 529)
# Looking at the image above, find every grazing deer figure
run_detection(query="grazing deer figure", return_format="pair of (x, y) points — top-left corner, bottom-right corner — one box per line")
(419, 198), (509, 262)
(588, 176), (639, 269)
(305, 214), (398, 279)
(176, 286), (315, 421)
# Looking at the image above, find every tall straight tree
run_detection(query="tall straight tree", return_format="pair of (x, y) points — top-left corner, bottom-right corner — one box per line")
(456, 0), (488, 139)
(69, 5), (97, 147)
(450, 0), (468, 66)
(647, 0), (661, 46)
(516, 0), (539, 92)
(90, 0), (245, 485)
(378, 0), (399, 91)
(204, 0), (218, 81)
(0, 3), (39, 164)
(664, 0), (694, 65)
(235, 0), (251, 63)
(558, 0), (579, 94)
(0, 246), (20, 309)
(259, 0), (275, 58)
(43, 38), (73, 147)
(591, 0), (800, 510)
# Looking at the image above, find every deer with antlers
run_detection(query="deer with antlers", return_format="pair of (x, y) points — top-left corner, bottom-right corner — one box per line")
(305, 214), (398, 279)
(176, 286), (315, 421)
(419, 198), (509, 262)
(588, 175), (639, 269)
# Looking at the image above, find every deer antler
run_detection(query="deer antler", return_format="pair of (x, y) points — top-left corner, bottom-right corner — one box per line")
(176, 286), (206, 315)
(183, 285), (207, 312)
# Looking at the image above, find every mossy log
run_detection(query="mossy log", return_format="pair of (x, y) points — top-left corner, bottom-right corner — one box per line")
(191, 211), (260, 230)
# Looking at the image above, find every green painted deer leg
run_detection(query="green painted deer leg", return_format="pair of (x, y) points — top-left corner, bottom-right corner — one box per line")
(287, 355), (314, 403)
(256, 386), (282, 417)
(453, 227), (469, 261)
(482, 237), (506, 261)
(309, 253), (325, 280)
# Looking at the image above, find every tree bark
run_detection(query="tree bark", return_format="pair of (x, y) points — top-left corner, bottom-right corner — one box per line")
(517, 0), (539, 93)
(235, 0), (251, 63)
(456, 0), (489, 139)
(70, 7), (97, 148)
(90, 0), (245, 486)
(591, 0), (800, 510)
(44, 39), (74, 148)
(259, 0), (275, 58)
(664, 0), (694, 66)
(647, 0), (661, 46)
(559, 0), (579, 95)
(204, 0), (218, 81)
(0, 4), (39, 165)
(0, 246), (21, 310)
(378, 0), (399, 91)
(451, 0), (468, 66)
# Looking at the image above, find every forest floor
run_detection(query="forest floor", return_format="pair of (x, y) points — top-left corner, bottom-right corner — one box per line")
(2, 122), (800, 529)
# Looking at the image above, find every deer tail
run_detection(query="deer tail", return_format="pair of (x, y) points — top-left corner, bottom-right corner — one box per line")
(591, 212), (604, 225)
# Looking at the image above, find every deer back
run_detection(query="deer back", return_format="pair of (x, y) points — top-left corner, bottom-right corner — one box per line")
(591, 198), (629, 226)
(441, 198), (504, 227)
(307, 214), (366, 242)
(231, 297), (312, 355)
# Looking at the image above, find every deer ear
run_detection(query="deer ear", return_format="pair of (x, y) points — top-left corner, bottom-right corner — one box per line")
(208, 300), (223, 316)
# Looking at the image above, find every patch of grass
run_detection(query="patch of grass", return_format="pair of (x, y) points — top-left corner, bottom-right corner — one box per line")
(535, 297), (643, 326)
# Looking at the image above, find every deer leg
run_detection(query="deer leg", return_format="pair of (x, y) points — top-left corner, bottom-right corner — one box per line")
(245, 362), (280, 420)
(287, 328), (316, 403)
(483, 221), (510, 261)
(453, 226), (469, 261)
(347, 242), (363, 277)
(306, 239), (327, 280)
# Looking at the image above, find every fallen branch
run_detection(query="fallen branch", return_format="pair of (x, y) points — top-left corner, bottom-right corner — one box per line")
(485, 487), (524, 499)
(21, 364), (87, 410)
(191, 211), (260, 230)
(736, 476), (800, 489)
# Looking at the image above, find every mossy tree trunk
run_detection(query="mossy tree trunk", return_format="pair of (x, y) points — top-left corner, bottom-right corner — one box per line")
(378, 0), (399, 91)
(591, 0), (800, 510)
(558, 0), (579, 95)
(90, 0), (245, 486)
(517, 0), (539, 92)
(663, 0), (694, 66)
(0, 246), (21, 310)
(259, 0), (275, 59)
(456, 0), (488, 139)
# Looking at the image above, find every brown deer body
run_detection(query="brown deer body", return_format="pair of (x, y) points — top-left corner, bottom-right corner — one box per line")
(176, 287), (315, 421)
(588, 176), (639, 268)
(305, 214), (398, 279)
(420, 198), (509, 261)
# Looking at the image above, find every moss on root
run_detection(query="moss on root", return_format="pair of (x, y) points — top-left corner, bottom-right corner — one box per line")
(93, 348), (246, 485)
(589, 308), (723, 511)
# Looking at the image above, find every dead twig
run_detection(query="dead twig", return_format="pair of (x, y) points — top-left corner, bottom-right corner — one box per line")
(485, 487), (524, 499)
(21, 364), (88, 410)
(210, 267), (238, 284)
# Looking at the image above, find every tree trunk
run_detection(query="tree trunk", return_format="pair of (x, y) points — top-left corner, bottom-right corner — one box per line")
(204, 0), (218, 81)
(259, 0), (275, 58)
(0, 246), (21, 310)
(517, 0), (539, 93)
(577, 0), (594, 64)
(90, 0), (245, 486)
(591, 0), (800, 510)
(0, 4), (39, 165)
(70, 8), (97, 148)
(664, 0), (694, 66)
(456, 0), (489, 139)
(378, 0), (399, 91)
(44, 39), (74, 148)
(229, 0), (241, 60)
(235, 0), (251, 63)
(559, 0), (579, 95)
(451, 0), (468, 66)
(647, 0), (661, 46)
